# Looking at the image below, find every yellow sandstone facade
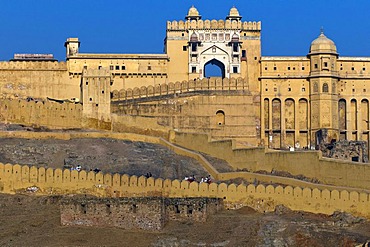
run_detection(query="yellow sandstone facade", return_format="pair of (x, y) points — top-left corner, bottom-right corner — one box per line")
(1, 6), (370, 151)
(2, 6), (370, 220)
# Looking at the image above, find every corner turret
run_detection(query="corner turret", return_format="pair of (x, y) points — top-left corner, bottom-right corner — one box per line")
(64, 38), (80, 58)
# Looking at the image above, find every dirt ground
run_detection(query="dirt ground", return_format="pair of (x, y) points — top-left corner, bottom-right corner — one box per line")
(0, 194), (369, 247)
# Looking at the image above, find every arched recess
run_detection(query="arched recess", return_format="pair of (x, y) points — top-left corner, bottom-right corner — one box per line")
(361, 99), (369, 131)
(204, 59), (225, 78)
(351, 99), (357, 133)
(264, 98), (269, 129)
(298, 98), (308, 129)
(271, 98), (281, 148)
(322, 83), (329, 93)
(285, 98), (295, 148)
(338, 99), (347, 140)
(216, 110), (225, 126)
(285, 98), (295, 129)
(361, 99), (369, 156)
(272, 99), (281, 130)
(264, 98), (270, 144)
(298, 98), (308, 148)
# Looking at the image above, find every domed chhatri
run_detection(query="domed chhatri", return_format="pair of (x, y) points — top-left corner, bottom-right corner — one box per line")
(186, 5), (201, 20)
(231, 33), (240, 43)
(190, 32), (199, 42)
(309, 30), (337, 55)
(226, 6), (242, 21)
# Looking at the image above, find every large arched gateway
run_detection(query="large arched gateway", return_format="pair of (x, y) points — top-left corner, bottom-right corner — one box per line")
(204, 59), (225, 78)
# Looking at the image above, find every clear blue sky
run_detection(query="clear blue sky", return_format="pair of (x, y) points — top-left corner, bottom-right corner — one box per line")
(1, 0), (369, 61)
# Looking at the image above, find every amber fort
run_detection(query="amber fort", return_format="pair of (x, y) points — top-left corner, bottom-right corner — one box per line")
(1, 6), (370, 221)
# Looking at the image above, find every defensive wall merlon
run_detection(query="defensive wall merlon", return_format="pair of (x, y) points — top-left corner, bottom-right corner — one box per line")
(167, 19), (261, 31)
(2, 162), (370, 219)
(0, 61), (67, 70)
(0, 99), (83, 129)
(111, 77), (249, 102)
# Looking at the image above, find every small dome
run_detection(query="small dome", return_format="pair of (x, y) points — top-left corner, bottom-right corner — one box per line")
(186, 6), (201, 20)
(190, 32), (198, 42)
(231, 33), (240, 42)
(229, 7), (240, 17)
(227, 6), (242, 20)
(309, 31), (337, 55)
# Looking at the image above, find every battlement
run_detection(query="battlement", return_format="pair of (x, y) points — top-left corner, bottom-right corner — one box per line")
(167, 19), (261, 31)
(0, 61), (67, 71)
(111, 77), (249, 101)
(1, 162), (370, 218)
(0, 99), (82, 129)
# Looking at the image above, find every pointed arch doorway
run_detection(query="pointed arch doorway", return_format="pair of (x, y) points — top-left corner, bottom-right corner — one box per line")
(204, 59), (225, 78)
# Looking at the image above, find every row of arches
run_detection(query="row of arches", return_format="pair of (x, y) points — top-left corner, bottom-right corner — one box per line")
(338, 98), (370, 131)
(262, 97), (370, 148)
(263, 98), (309, 130)
(263, 98), (309, 148)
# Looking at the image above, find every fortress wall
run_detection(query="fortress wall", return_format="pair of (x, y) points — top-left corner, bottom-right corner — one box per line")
(111, 77), (249, 102)
(0, 99), (112, 130)
(111, 77), (258, 144)
(1, 163), (370, 219)
(113, 94), (259, 144)
(0, 99), (83, 129)
(0, 61), (67, 70)
(111, 114), (171, 139)
(167, 20), (261, 31)
(171, 131), (370, 190)
(0, 61), (80, 100)
(0, 131), (162, 145)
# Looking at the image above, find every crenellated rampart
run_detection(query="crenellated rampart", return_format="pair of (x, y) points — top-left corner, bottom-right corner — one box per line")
(0, 99), (82, 129)
(166, 19), (261, 31)
(0, 61), (67, 71)
(111, 77), (249, 102)
(1, 162), (370, 219)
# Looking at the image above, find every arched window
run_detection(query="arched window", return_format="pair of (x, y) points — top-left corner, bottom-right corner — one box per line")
(216, 110), (225, 126)
(322, 83), (329, 93)
(313, 82), (318, 93)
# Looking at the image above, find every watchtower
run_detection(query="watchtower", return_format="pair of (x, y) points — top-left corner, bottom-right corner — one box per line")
(307, 30), (340, 144)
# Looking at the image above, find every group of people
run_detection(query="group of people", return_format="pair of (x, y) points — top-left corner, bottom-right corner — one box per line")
(184, 175), (196, 183)
(144, 172), (153, 178)
(200, 175), (212, 184)
(184, 175), (212, 184)
(70, 165), (82, 172)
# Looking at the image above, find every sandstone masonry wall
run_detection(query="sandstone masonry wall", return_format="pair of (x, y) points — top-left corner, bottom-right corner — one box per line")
(170, 131), (370, 190)
(1, 163), (370, 219)
(60, 196), (222, 230)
